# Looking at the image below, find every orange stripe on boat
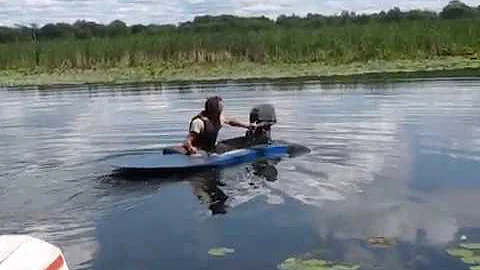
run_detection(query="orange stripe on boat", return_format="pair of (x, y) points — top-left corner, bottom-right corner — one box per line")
(44, 255), (64, 270)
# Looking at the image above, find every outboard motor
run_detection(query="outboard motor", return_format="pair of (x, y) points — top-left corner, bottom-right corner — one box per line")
(246, 104), (277, 143)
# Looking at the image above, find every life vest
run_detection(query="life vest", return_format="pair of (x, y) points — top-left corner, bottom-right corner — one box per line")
(189, 113), (220, 152)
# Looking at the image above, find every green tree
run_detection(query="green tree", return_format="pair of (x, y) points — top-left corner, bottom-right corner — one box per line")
(107, 20), (129, 37)
(440, 0), (476, 19)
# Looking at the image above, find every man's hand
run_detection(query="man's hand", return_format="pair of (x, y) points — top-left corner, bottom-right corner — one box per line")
(186, 145), (198, 155)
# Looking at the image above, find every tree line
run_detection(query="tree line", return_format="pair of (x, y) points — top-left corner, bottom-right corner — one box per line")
(0, 1), (479, 71)
(0, 0), (478, 43)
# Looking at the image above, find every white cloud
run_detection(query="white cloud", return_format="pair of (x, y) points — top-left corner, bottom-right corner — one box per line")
(211, 80), (480, 245)
(0, 0), (479, 26)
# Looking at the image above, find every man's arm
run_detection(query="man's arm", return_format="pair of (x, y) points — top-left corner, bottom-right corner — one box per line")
(223, 116), (255, 129)
(183, 132), (198, 154)
(183, 118), (203, 154)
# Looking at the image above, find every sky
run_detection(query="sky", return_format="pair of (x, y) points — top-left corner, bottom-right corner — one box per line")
(0, 0), (479, 27)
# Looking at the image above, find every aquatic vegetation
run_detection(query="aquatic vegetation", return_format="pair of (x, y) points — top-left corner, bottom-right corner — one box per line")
(2, 16), (480, 71)
(278, 258), (328, 270)
(461, 243), (480, 250)
(277, 256), (360, 270)
(2, 58), (480, 87)
(461, 256), (480, 265)
(207, 247), (235, 257)
(446, 248), (474, 258)
(446, 243), (480, 270)
(331, 263), (361, 270)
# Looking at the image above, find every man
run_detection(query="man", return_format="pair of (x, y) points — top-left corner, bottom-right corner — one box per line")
(183, 96), (254, 155)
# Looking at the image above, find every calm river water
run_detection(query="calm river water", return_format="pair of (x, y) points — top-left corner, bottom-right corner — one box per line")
(1, 78), (480, 270)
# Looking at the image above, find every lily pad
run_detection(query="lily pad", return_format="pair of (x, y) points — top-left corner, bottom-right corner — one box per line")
(278, 258), (328, 270)
(447, 248), (474, 258)
(208, 247), (235, 257)
(460, 243), (480, 250)
(278, 258), (360, 270)
(461, 256), (480, 265)
(470, 266), (480, 270)
(332, 263), (361, 270)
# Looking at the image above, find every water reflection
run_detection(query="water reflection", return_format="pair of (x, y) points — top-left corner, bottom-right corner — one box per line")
(3, 78), (480, 270)
(108, 158), (281, 216)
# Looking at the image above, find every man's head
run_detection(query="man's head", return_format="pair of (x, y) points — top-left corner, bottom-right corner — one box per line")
(204, 96), (223, 117)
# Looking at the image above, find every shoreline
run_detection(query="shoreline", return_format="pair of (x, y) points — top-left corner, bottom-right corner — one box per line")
(1, 57), (480, 88)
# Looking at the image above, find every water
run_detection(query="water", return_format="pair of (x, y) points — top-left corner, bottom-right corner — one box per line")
(1, 78), (480, 270)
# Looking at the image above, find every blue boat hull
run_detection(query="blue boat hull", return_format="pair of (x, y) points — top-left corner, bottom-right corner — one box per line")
(106, 136), (311, 176)
(108, 143), (291, 172)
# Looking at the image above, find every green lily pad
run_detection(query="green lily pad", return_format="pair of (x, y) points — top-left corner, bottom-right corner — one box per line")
(460, 243), (480, 250)
(278, 258), (360, 270)
(208, 247), (235, 257)
(332, 263), (361, 270)
(278, 258), (329, 270)
(470, 266), (480, 270)
(461, 256), (480, 265)
(447, 248), (474, 258)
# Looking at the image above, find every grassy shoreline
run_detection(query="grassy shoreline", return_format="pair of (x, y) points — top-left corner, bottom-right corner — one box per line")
(1, 57), (480, 87)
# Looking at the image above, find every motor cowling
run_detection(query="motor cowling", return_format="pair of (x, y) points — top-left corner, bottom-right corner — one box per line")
(246, 104), (276, 143)
(249, 104), (277, 124)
